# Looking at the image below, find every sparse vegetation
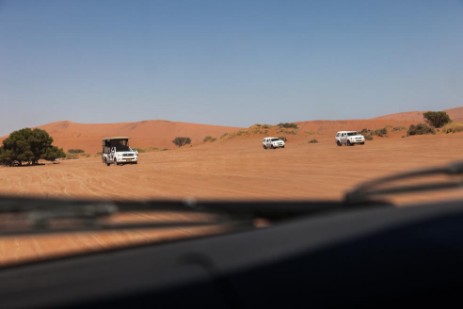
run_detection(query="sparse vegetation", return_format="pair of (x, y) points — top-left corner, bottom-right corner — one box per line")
(277, 122), (298, 129)
(407, 123), (435, 136)
(136, 147), (167, 153)
(359, 127), (388, 140)
(65, 149), (89, 160)
(235, 129), (250, 137)
(67, 149), (85, 154)
(248, 124), (270, 135)
(442, 122), (463, 134)
(254, 123), (271, 129)
(304, 130), (317, 135)
(172, 137), (192, 147)
(220, 122), (302, 141)
(278, 129), (297, 135)
(308, 139), (318, 144)
(423, 111), (451, 128)
(374, 128), (387, 137)
(0, 128), (65, 166)
(391, 126), (406, 132)
(359, 129), (370, 135)
(203, 136), (216, 143)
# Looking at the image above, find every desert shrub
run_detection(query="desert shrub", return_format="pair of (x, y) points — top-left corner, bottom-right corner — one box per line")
(254, 123), (271, 129)
(364, 135), (373, 141)
(65, 149), (88, 159)
(277, 122), (298, 129)
(203, 136), (216, 142)
(236, 130), (249, 136)
(359, 128), (371, 135)
(443, 122), (463, 134)
(67, 149), (85, 154)
(64, 153), (78, 160)
(139, 147), (167, 152)
(374, 128), (388, 137)
(407, 123), (435, 136)
(423, 111), (451, 128)
(308, 139), (318, 144)
(392, 126), (406, 132)
(249, 124), (271, 135)
(172, 137), (191, 147)
(360, 128), (387, 138)
(359, 129), (374, 140)
(304, 130), (316, 135)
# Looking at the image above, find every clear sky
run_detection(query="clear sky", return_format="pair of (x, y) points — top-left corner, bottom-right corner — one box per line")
(1, 0), (462, 135)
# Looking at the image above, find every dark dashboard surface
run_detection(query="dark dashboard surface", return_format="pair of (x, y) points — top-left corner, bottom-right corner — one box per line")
(1, 199), (463, 308)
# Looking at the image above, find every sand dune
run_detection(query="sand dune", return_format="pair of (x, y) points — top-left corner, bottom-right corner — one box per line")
(37, 120), (242, 154)
(1, 106), (463, 265)
(1, 106), (462, 154)
(374, 106), (463, 122)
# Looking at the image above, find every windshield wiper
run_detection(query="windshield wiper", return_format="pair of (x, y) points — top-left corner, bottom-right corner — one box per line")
(0, 195), (391, 237)
(0, 197), (248, 237)
(345, 161), (463, 204)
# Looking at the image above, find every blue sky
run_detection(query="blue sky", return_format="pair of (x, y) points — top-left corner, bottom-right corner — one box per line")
(1, 0), (462, 135)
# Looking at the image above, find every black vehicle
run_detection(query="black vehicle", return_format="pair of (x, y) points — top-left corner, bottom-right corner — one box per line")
(1, 161), (463, 308)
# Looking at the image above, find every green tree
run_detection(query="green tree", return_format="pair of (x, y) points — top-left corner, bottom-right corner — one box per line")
(0, 128), (65, 166)
(43, 146), (66, 162)
(423, 111), (451, 128)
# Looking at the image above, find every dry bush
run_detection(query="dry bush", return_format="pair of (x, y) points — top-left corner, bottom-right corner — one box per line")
(442, 122), (463, 134)
(407, 123), (435, 136)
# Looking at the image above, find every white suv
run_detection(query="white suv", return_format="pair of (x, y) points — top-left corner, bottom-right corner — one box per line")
(335, 131), (365, 146)
(262, 137), (285, 149)
(102, 137), (138, 165)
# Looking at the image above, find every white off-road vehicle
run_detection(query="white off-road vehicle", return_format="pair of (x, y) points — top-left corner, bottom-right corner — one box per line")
(262, 137), (285, 149)
(102, 137), (138, 166)
(335, 131), (365, 146)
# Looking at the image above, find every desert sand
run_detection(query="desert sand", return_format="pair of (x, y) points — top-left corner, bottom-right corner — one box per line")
(1, 107), (463, 265)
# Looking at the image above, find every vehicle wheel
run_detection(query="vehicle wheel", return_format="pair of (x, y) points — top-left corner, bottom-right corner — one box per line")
(336, 141), (342, 146)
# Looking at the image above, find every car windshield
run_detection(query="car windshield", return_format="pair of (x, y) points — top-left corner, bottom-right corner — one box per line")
(115, 145), (130, 151)
(0, 1), (463, 268)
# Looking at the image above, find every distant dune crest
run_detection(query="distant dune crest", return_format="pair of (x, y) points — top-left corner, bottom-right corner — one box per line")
(374, 106), (463, 122)
(1, 107), (462, 154)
